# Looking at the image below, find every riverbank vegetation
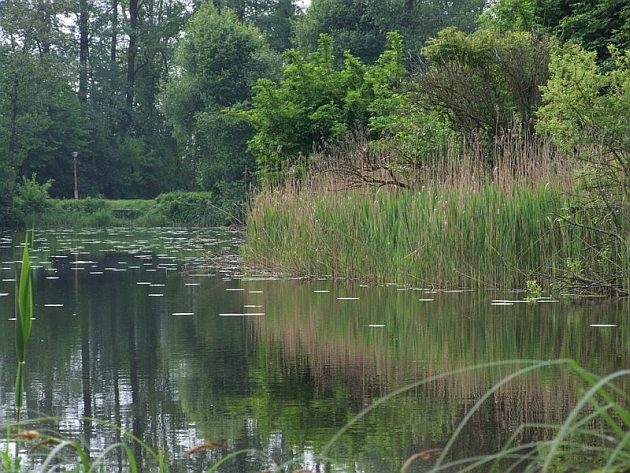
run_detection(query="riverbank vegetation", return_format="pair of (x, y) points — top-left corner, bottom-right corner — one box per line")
(2, 0), (629, 294)
(241, 1), (630, 295)
(8, 179), (241, 228)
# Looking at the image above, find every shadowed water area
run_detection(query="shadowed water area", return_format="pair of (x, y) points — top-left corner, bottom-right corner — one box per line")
(0, 228), (628, 472)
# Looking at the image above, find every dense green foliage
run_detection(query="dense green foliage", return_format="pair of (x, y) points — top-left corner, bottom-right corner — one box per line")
(241, 33), (382, 182)
(294, 0), (487, 62)
(237, 0), (630, 296)
(159, 3), (279, 192)
(536, 44), (630, 294)
(0, 0), (629, 295)
(0, 0), (295, 226)
(417, 27), (552, 136)
(12, 191), (236, 228)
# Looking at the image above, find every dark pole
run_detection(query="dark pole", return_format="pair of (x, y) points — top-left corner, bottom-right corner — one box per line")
(73, 152), (79, 199)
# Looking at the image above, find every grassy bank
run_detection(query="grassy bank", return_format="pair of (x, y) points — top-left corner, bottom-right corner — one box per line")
(15, 191), (242, 228)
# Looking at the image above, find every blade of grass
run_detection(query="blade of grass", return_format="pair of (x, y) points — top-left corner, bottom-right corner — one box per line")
(542, 369), (630, 471)
(603, 429), (630, 472)
(206, 448), (272, 473)
(431, 359), (570, 471)
(14, 236), (33, 421)
(321, 359), (571, 458)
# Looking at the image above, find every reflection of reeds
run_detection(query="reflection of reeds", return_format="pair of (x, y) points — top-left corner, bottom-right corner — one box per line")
(246, 282), (628, 431)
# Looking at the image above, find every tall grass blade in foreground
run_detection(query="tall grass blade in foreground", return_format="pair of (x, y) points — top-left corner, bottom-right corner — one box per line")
(318, 359), (630, 472)
(15, 234), (33, 422)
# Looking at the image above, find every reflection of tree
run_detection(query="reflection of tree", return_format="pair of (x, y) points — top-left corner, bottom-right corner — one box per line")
(80, 273), (93, 459)
(2, 233), (628, 472)
(0, 249), (189, 469)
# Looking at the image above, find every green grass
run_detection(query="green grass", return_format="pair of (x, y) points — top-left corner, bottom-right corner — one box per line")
(244, 183), (630, 291)
(349, 359), (630, 473)
(29, 193), (231, 228)
(3, 361), (629, 472)
(1, 417), (169, 472)
(245, 185), (570, 288)
(14, 233), (33, 423)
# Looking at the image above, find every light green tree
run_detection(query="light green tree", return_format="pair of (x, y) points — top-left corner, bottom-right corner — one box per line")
(242, 34), (371, 183)
(537, 43), (630, 294)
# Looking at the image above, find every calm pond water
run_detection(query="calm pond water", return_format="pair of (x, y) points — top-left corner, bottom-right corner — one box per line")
(0, 228), (628, 472)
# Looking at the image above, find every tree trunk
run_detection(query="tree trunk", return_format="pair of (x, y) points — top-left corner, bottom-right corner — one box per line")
(126, 0), (138, 109)
(78, 0), (89, 103)
(110, 0), (118, 62)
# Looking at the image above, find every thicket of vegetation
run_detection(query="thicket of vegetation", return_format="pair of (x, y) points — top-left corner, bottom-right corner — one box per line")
(2, 0), (630, 291)
(241, 0), (630, 295)
(10, 182), (238, 228)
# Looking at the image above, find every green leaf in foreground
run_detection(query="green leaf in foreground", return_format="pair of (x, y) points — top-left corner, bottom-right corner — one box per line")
(15, 236), (33, 419)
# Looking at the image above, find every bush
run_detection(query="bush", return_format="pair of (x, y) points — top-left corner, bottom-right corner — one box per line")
(85, 208), (115, 227)
(537, 44), (630, 295)
(13, 175), (53, 226)
(417, 27), (552, 137)
(153, 191), (224, 227)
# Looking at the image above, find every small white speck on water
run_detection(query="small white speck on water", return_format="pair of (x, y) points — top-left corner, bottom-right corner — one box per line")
(219, 313), (264, 317)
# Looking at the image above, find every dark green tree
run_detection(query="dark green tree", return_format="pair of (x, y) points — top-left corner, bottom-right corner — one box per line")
(243, 33), (423, 183)
(159, 2), (280, 191)
(415, 26), (552, 137)
(74, 0), (191, 198)
(294, 0), (488, 63)
(485, 0), (630, 64)
(0, 0), (84, 199)
(211, 0), (299, 51)
(293, 0), (386, 63)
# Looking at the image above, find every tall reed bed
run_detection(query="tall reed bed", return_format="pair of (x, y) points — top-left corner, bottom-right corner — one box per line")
(244, 132), (629, 290)
(246, 185), (573, 287)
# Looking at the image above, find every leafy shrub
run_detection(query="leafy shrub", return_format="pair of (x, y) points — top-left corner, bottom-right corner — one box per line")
(13, 175), (53, 225)
(417, 27), (552, 137)
(79, 197), (109, 214)
(153, 191), (223, 227)
(85, 208), (116, 227)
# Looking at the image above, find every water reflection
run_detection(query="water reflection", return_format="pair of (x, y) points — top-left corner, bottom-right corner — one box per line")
(0, 228), (628, 472)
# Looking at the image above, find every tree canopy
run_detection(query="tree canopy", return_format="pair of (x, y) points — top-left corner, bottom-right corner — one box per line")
(2, 0), (630, 225)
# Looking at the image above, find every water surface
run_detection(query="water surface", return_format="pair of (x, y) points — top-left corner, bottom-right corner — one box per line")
(0, 228), (628, 472)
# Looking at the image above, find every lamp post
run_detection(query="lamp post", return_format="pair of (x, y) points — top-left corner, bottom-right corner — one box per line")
(72, 151), (79, 199)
